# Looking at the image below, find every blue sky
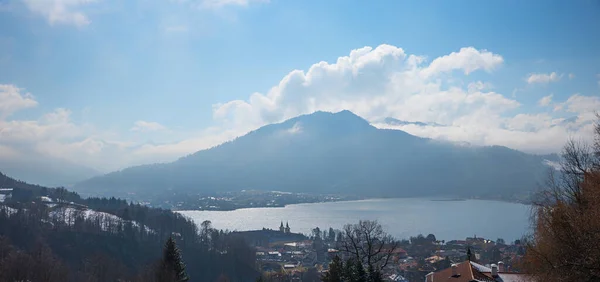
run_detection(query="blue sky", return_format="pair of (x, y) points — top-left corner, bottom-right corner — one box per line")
(0, 0), (599, 173)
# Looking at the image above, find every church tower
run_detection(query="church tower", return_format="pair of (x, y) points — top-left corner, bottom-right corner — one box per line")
(285, 222), (290, 234)
(279, 221), (285, 232)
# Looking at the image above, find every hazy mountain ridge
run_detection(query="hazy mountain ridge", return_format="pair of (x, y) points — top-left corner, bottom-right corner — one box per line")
(0, 156), (100, 188)
(74, 110), (558, 201)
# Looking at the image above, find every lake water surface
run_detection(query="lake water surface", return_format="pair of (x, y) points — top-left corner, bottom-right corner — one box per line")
(178, 198), (532, 242)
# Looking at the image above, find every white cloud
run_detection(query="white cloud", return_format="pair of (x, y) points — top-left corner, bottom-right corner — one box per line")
(374, 112), (592, 155)
(212, 45), (511, 133)
(467, 81), (493, 93)
(0, 84), (37, 118)
(130, 121), (167, 132)
(176, 0), (267, 9)
(22, 0), (96, 27)
(0, 85), (234, 172)
(538, 94), (553, 107)
(560, 94), (600, 123)
(212, 45), (596, 155)
(526, 72), (562, 84)
(200, 0), (268, 9)
(420, 47), (504, 77)
(129, 127), (242, 163)
(1, 45), (598, 173)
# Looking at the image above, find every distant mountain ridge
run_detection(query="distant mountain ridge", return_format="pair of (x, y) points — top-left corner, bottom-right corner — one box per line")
(0, 155), (99, 188)
(74, 110), (558, 201)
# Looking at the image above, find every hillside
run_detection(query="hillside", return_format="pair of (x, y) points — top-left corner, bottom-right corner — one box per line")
(0, 172), (260, 281)
(74, 110), (557, 201)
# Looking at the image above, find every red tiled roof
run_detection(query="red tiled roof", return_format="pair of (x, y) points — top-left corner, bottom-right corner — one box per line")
(425, 261), (532, 282)
(425, 261), (476, 282)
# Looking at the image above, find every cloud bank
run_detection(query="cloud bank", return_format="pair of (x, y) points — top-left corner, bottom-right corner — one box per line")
(2, 45), (598, 173)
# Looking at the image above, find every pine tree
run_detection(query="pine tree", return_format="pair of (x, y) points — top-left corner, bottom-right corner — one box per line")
(342, 258), (367, 282)
(156, 236), (190, 282)
(322, 255), (343, 282)
(353, 258), (367, 282)
(367, 264), (383, 282)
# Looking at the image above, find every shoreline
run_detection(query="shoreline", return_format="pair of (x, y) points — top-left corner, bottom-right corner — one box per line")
(174, 196), (531, 212)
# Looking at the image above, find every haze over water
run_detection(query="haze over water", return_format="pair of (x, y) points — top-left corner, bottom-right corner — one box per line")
(179, 198), (531, 242)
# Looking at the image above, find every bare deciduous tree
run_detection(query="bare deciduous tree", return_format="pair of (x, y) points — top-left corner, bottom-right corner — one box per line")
(523, 114), (600, 282)
(340, 220), (398, 278)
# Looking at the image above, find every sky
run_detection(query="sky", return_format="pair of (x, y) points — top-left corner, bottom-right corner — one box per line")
(0, 0), (599, 173)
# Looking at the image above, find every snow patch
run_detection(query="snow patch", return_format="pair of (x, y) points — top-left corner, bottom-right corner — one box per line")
(0, 205), (18, 216)
(49, 207), (153, 233)
(287, 122), (303, 134)
(543, 159), (561, 171)
(40, 196), (53, 202)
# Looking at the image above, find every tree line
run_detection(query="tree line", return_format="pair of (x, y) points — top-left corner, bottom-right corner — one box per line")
(0, 178), (260, 281)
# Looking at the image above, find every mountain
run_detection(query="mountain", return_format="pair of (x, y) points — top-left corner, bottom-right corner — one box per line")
(74, 110), (557, 200)
(0, 155), (99, 188)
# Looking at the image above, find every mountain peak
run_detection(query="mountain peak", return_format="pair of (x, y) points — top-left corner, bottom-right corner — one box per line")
(74, 108), (550, 201)
(284, 110), (374, 134)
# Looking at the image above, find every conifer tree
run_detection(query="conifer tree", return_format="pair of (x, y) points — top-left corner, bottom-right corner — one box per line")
(322, 255), (343, 282)
(156, 236), (190, 282)
(354, 258), (367, 282)
(341, 258), (367, 282)
(367, 264), (383, 282)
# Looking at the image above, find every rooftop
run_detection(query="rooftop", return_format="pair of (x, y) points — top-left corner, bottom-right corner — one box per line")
(425, 261), (533, 282)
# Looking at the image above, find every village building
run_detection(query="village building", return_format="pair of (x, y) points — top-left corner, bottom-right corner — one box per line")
(279, 221), (291, 233)
(425, 260), (532, 282)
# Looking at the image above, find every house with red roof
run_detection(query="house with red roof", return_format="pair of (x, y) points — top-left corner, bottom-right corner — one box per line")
(425, 260), (532, 282)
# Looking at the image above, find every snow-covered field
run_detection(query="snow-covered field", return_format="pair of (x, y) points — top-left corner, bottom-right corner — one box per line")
(49, 207), (153, 233)
(1, 204), (153, 234)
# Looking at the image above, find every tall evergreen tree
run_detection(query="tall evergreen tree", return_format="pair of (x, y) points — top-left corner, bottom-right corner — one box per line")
(157, 236), (190, 282)
(322, 255), (343, 282)
(328, 227), (336, 242)
(353, 258), (367, 282)
(341, 258), (367, 282)
(367, 264), (383, 282)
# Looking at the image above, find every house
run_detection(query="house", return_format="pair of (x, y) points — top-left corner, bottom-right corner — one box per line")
(425, 260), (533, 282)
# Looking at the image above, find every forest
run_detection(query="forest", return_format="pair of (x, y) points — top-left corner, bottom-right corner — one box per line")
(0, 172), (260, 282)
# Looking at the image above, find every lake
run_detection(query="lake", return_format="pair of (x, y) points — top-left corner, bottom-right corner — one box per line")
(178, 198), (532, 242)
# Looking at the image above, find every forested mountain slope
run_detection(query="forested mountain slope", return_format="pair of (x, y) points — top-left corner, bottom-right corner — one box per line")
(75, 110), (557, 200)
(0, 172), (259, 281)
